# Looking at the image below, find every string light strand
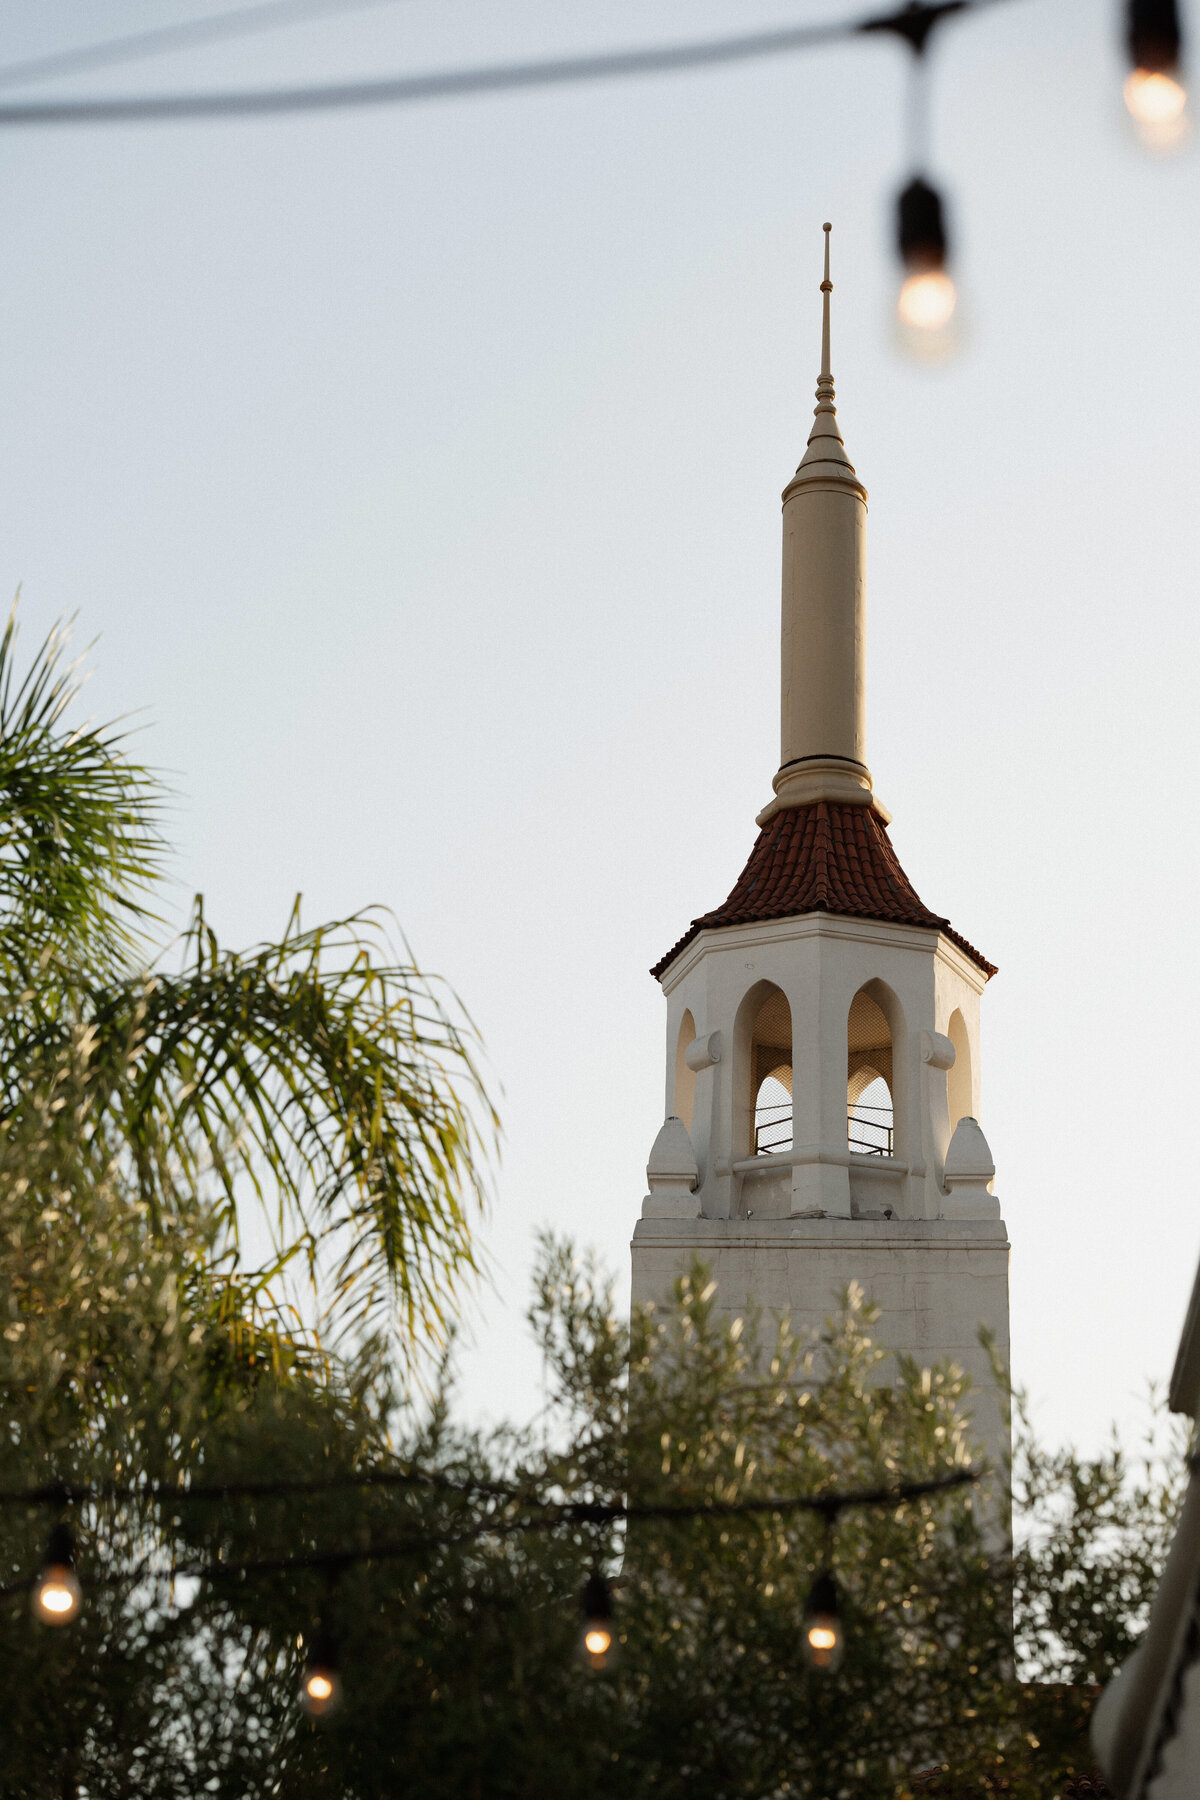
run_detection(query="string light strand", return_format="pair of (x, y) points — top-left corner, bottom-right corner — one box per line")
(0, 1465), (982, 1603)
(0, 0), (410, 95)
(0, 1466), (513, 1508)
(0, 1459), (980, 1514)
(0, 0), (1018, 129)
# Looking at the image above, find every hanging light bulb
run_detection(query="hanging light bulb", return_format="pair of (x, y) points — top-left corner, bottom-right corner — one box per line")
(578, 1573), (618, 1673)
(300, 1628), (342, 1719)
(32, 1524), (82, 1626)
(895, 177), (959, 362)
(1124, 0), (1189, 151)
(802, 1570), (844, 1672)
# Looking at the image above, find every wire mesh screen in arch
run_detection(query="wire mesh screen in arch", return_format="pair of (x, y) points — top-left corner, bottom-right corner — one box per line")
(751, 987), (792, 1155)
(847, 989), (894, 1156)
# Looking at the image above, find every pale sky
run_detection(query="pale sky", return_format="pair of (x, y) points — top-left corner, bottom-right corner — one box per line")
(2, 0), (1198, 1455)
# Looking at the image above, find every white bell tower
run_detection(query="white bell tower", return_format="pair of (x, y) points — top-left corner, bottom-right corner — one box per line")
(631, 227), (1010, 1466)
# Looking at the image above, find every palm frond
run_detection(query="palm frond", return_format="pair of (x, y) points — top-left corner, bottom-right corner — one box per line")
(0, 607), (494, 1364)
(6, 901), (496, 1357)
(0, 604), (164, 976)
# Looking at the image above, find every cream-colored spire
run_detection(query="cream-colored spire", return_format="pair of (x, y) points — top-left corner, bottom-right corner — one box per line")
(759, 224), (888, 826)
(794, 222), (859, 484)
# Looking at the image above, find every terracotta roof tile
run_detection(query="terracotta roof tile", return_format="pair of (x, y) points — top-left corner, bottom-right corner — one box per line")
(650, 801), (995, 981)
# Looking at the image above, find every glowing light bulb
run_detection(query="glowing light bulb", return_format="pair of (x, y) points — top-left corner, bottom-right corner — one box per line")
(802, 1571), (844, 1673)
(1124, 0), (1189, 149)
(1126, 64), (1187, 118)
(34, 1568), (82, 1622)
(893, 177), (961, 363)
(578, 1574), (618, 1673)
(299, 1631), (342, 1718)
(32, 1526), (82, 1626)
(898, 269), (958, 332)
(1124, 67), (1190, 148)
(301, 1668), (341, 1716)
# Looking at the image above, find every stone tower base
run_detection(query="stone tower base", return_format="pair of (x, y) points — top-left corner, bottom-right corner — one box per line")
(631, 1214), (1011, 1476)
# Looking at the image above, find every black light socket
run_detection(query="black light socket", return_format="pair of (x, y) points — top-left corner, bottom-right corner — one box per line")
(45, 1523), (76, 1569)
(897, 177), (948, 274)
(806, 1569), (839, 1618)
(1128, 0), (1182, 72)
(580, 1574), (613, 1624)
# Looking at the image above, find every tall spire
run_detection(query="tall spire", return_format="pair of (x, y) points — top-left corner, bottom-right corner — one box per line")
(821, 219), (832, 378)
(819, 220), (834, 405)
(759, 223), (885, 824)
(794, 222), (859, 484)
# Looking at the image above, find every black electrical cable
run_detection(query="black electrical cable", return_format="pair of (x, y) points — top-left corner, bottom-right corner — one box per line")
(0, 1459), (979, 1513)
(0, 1464), (981, 1601)
(0, 1467), (513, 1507)
(0, 0), (1020, 129)
(0, 0), (410, 94)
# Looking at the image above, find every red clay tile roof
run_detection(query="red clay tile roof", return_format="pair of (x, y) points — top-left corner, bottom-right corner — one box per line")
(650, 801), (995, 981)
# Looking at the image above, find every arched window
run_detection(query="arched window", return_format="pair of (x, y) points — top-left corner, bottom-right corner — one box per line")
(750, 986), (792, 1155)
(674, 1010), (697, 1133)
(847, 987), (894, 1157)
(946, 1008), (972, 1132)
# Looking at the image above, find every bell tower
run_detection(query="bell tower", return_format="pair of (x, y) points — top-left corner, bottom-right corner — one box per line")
(631, 227), (1010, 1464)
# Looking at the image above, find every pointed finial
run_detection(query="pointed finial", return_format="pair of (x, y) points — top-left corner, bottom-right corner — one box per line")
(817, 222), (835, 414)
(792, 219), (858, 480)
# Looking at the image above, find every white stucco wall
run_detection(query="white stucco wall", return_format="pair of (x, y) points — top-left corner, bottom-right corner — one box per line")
(631, 1213), (1011, 1476)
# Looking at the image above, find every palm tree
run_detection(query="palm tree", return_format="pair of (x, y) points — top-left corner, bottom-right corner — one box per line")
(0, 608), (494, 1358)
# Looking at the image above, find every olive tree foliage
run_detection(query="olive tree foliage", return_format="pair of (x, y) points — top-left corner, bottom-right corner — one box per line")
(2, 1204), (1185, 1799)
(5, 1201), (1008, 1800)
(1012, 1386), (1193, 1688)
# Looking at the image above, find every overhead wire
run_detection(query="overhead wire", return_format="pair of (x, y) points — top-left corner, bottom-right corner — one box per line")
(0, 1464), (981, 1601)
(0, 0), (1018, 128)
(0, 1460), (979, 1513)
(0, 1466), (512, 1507)
(0, 0), (411, 94)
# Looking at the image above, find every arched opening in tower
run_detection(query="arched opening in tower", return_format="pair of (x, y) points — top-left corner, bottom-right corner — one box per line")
(673, 1010), (697, 1133)
(847, 987), (894, 1157)
(946, 1007), (972, 1131)
(750, 986), (792, 1155)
